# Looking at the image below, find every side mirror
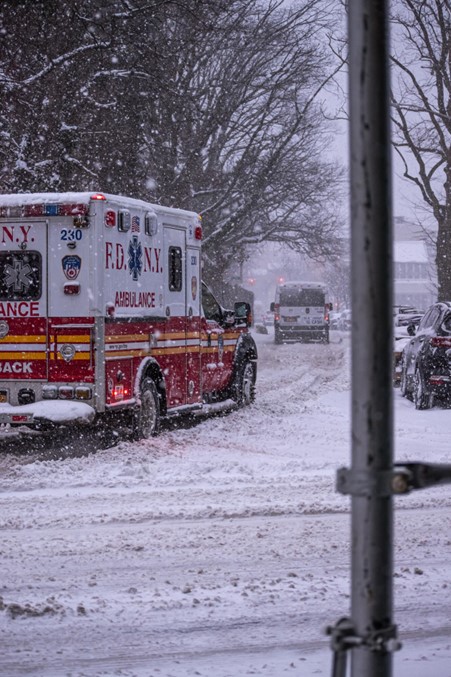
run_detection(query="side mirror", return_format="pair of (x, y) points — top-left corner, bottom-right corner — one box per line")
(407, 322), (416, 336)
(234, 301), (252, 327)
(270, 302), (275, 312)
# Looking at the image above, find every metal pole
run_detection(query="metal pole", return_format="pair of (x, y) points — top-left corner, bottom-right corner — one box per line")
(348, 1), (394, 676)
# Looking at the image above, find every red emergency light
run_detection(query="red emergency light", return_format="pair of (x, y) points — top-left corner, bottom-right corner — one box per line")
(7, 203), (90, 217)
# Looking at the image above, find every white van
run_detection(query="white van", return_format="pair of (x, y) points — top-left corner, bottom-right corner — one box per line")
(270, 281), (330, 344)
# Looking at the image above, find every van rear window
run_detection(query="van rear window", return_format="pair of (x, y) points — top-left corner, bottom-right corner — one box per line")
(0, 251), (42, 301)
(279, 289), (325, 306)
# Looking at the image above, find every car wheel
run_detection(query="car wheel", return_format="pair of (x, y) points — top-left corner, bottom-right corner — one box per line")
(233, 360), (255, 406)
(414, 367), (433, 410)
(132, 377), (160, 439)
(275, 328), (283, 344)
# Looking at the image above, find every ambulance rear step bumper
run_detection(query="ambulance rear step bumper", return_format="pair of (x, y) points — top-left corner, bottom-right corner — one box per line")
(0, 401), (96, 429)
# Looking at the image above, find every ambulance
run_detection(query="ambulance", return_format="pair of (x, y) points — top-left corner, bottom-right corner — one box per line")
(0, 192), (257, 437)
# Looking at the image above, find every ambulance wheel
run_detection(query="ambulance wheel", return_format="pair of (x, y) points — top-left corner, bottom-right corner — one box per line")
(133, 378), (160, 439)
(234, 361), (255, 407)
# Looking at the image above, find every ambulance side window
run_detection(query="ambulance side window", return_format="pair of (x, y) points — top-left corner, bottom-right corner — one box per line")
(168, 246), (182, 292)
(201, 283), (222, 323)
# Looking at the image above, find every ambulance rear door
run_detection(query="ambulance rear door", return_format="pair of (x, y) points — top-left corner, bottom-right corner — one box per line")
(0, 219), (48, 383)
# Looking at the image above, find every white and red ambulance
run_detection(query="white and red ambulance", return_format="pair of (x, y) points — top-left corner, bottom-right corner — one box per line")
(0, 192), (257, 437)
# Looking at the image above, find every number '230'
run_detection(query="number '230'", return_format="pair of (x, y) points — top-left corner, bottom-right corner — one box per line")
(60, 229), (83, 242)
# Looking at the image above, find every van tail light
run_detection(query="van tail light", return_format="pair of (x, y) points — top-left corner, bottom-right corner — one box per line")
(274, 303), (280, 321)
(430, 337), (451, 348)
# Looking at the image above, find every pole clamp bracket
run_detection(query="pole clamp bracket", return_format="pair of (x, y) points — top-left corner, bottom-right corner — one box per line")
(337, 463), (451, 497)
(327, 616), (401, 653)
(336, 467), (409, 496)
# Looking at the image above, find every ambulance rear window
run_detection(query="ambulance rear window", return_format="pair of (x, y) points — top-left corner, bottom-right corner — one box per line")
(0, 251), (42, 301)
(279, 289), (325, 306)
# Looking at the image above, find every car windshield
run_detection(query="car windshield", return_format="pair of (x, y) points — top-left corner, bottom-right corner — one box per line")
(279, 289), (324, 306)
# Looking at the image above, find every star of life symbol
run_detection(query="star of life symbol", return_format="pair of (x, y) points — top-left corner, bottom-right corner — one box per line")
(4, 256), (33, 293)
(128, 236), (143, 282)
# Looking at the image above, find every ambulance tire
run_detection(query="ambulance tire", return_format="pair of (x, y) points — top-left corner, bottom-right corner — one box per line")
(234, 360), (255, 407)
(132, 378), (161, 439)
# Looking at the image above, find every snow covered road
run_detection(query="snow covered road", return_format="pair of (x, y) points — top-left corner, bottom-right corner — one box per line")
(1, 330), (451, 676)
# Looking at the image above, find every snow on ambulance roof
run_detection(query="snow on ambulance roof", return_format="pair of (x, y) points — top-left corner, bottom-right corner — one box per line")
(0, 192), (199, 219)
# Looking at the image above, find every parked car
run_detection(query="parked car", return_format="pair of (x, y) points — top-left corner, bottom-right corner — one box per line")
(393, 313), (424, 386)
(399, 301), (451, 408)
(393, 330), (414, 386)
(329, 311), (342, 330)
(393, 305), (423, 327)
(338, 309), (352, 331)
(261, 310), (275, 327)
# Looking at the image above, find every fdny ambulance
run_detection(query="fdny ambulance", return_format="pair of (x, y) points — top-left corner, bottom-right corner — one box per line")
(0, 192), (257, 437)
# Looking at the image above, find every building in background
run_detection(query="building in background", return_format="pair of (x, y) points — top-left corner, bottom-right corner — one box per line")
(393, 216), (436, 310)
(231, 216), (437, 322)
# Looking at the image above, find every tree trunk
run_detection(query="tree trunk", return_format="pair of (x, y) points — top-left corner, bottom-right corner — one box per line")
(436, 149), (451, 302)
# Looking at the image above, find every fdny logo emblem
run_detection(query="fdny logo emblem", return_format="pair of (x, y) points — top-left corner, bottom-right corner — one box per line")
(62, 255), (81, 280)
(128, 236), (143, 281)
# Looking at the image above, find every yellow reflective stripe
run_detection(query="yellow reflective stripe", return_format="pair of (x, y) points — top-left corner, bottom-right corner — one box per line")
(106, 333), (150, 343)
(106, 331), (201, 343)
(51, 334), (91, 343)
(0, 335), (46, 344)
(0, 352), (46, 359)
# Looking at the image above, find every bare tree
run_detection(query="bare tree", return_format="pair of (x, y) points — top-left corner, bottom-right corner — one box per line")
(0, 0), (344, 287)
(140, 0), (345, 286)
(391, 0), (451, 301)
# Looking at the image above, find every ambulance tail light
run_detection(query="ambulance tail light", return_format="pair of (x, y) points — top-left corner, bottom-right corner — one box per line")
(42, 386), (58, 400)
(64, 282), (80, 295)
(112, 385), (124, 401)
(75, 386), (92, 400)
(274, 303), (280, 321)
(195, 225), (202, 240)
(42, 385), (92, 400)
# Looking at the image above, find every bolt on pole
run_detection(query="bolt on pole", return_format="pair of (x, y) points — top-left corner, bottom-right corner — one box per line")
(348, 1), (395, 675)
